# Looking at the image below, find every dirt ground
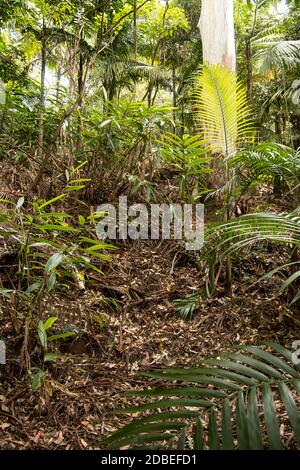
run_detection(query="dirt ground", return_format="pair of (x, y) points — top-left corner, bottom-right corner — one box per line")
(1, 234), (300, 449)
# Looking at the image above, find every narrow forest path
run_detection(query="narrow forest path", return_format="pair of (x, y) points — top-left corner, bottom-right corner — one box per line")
(1, 238), (299, 449)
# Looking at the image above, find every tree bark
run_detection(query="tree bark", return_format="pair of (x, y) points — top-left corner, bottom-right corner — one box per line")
(76, 34), (84, 151)
(37, 18), (46, 160)
(198, 0), (236, 72)
(246, 37), (253, 100)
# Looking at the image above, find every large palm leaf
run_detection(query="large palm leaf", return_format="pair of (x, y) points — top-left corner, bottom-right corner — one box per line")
(101, 342), (300, 450)
(205, 211), (300, 302)
(193, 64), (254, 156)
(227, 143), (300, 193)
(253, 38), (300, 75)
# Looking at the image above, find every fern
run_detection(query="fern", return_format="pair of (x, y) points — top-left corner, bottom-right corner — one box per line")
(101, 342), (300, 450)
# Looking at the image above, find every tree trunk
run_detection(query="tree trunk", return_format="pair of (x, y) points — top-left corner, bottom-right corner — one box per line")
(37, 18), (46, 160)
(246, 37), (253, 100)
(76, 40), (84, 151)
(172, 65), (177, 133)
(198, 0), (236, 72)
(198, 0), (236, 296)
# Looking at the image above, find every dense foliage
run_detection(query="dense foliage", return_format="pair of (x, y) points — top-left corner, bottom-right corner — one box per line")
(0, 0), (300, 451)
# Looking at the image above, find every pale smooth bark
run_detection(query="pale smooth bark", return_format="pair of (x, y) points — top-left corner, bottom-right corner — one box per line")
(198, 0), (236, 71)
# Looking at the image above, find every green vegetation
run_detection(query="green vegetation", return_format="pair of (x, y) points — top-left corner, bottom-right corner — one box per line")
(0, 0), (300, 452)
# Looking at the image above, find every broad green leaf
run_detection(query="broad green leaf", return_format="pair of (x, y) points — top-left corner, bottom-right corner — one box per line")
(47, 331), (74, 342)
(43, 317), (58, 331)
(16, 197), (25, 210)
(31, 369), (45, 392)
(46, 272), (56, 291)
(37, 320), (47, 349)
(45, 253), (64, 273)
(25, 282), (43, 294)
(0, 288), (14, 298)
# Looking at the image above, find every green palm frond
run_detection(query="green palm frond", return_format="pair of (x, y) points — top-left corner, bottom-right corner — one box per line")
(227, 143), (300, 192)
(173, 292), (199, 319)
(101, 342), (300, 450)
(253, 39), (300, 74)
(158, 133), (209, 170)
(206, 212), (300, 257)
(194, 64), (254, 156)
(205, 211), (300, 302)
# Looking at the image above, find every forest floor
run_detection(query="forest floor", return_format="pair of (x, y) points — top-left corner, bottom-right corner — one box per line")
(1, 233), (300, 449)
(1, 167), (300, 449)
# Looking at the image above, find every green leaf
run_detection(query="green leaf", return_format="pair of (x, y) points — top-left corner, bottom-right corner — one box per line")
(194, 417), (204, 450)
(16, 197), (25, 210)
(141, 371), (243, 391)
(25, 282), (43, 295)
(37, 320), (47, 349)
(38, 194), (66, 210)
(235, 346), (298, 377)
(220, 353), (285, 380)
(46, 272), (56, 291)
(208, 407), (220, 450)
(45, 253), (64, 273)
(31, 369), (45, 392)
(43, 317), (58, 331)
(0, 288), (14, 298)
(34, 224), (77, 233)
(47, 331), (74, 342)
(66, 185), (86, 192)
(236, 392), (250, 450)
(278, 381), (300, 446)
(115, 399), (213, 414)
(221, 398), (234, 450)
(44, 353), (64, 362)
(126, 387), (228, 399)
(262, 383), (283, 450)
(177, 427), (187, 450)
(247, 387), (264, 449)
(78, 215), (85, 225)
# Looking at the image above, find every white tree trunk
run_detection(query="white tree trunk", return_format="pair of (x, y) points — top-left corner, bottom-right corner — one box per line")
(199, 0), (236, 72)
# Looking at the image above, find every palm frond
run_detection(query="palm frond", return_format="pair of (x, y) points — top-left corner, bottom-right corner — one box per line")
(101, 342), (300, 449)
(253, 39), (300, 74)
(206, 211), (300, 258)
(227, 143), (300, 192)
(205, 211), (300, 302)
(194, 64), (254, 156)
(173, 292), (199, 319)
